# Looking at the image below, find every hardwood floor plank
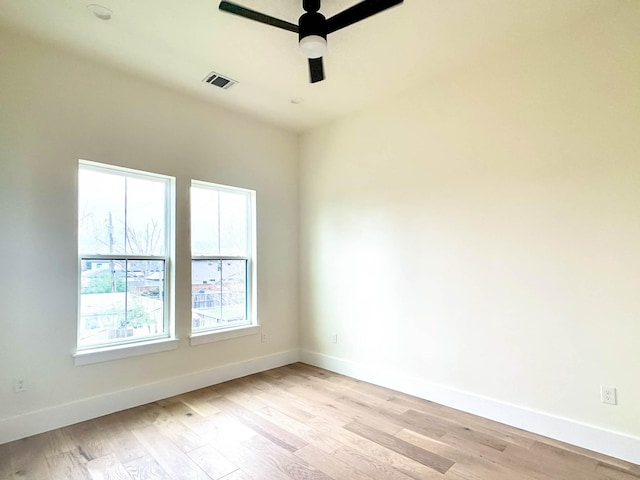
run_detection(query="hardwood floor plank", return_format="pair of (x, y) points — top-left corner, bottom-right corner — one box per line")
(218, 470), (253, 480)
(397, 428), (496, 465)
(254, 390), (327, 424)
(187, 444), (238, 479)
(294, 444), (375, 480)
(86, 453), (133, 480)
(255, 405), (344, 454)
(211, 436), (299, 480)
(46, 450), (91, 479)
(184, 412), (257, 447)
(254, 389), (317, 421)
(356, 400), (448, 440)
(403, 409), (509, 451)
(123, 454), (172, 480)
(387, 395), (444, 416)
(69, 420), (112, 462)
(446, 461), (540, 480)
(596, 462), (640, 479)
(500, 443), (606, 480)
(531, 440), (601, 471)
(0, 442), (12, 478)
(413, 403), (536, 449)
(442, 470), (476, 480)
(153, 414), (208, 453)
(158, 396), (205, 420)
(281, 386), (360, 426)
(5, 456), (51, 480)
(397, 428), (541, 480)
(43, 427), (77, 458)
(330, 445), (417, 480)
(286, 384), (403, 435)
(435, 433), (504, 463)
(116, 403), (166, 430)
(254, 371), (307, 389)
(227, 376), (281, 396)
(307, 416), (455, 479)
(210, 397), (308, 453)
(241, 434), (333, 480)
(3, 434), (52, 480)
(344, 421), (455, 474)
(92, 415), (147, 464)
(131, 425), (211, 480)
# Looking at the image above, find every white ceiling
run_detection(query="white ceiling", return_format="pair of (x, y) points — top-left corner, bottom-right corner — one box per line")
(0, 0), (615, 132)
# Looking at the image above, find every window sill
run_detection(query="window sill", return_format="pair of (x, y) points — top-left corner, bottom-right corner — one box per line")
(190, 324), (260, 346)
(74, 337), (179, 366)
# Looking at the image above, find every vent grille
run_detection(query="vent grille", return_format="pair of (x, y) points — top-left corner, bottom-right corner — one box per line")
(202, 71), (238, 90)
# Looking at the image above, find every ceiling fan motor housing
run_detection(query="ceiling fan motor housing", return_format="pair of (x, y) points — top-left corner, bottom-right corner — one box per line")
(299, 11), (327, 41)
(298, 10), (327, 58)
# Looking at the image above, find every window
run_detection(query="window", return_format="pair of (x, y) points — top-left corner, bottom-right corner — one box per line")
(191, 181), (255, 336)
(78, 161), (174, 350)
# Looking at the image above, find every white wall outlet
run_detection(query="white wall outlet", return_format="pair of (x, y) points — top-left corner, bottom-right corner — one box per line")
(13, 377), (26, 393)
(261, 333), (267, 343)
(331, 333), (338, 344)
(600, 385), (617, 405)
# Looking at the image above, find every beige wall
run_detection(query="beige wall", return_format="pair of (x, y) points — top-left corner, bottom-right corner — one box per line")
(300, 6), (640, 439)
(0, 28), (299, 421)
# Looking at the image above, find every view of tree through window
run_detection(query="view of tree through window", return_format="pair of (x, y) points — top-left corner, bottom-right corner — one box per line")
(191, 182), (253, 332)
(78, 162), (172, 349)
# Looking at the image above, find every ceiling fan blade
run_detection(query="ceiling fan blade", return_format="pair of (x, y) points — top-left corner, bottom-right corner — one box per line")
(219, 1), (299, 33)
(326, 0), (403, 34)
(309, 57), (325, 83)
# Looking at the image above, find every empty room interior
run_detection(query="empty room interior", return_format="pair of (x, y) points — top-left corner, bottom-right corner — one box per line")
(1, 0), (639, 478)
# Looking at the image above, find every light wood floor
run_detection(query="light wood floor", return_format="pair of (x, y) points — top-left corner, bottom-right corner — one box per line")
(1, 363), (638, 480)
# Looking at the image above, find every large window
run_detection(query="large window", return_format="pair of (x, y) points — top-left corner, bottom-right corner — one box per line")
(191, 181), (255, 334)
(78, 161), (173, 350)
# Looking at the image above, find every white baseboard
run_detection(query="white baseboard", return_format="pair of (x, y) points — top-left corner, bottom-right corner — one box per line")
(300, 349), (640, 465)
(0, 349), (300, 445)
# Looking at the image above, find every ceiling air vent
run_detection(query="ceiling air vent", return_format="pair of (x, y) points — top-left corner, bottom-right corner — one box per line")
(202, 71), (237, 90)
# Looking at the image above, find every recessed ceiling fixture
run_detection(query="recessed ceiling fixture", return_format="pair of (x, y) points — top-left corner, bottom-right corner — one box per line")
(218, 0), (403, 84)
(87, 4), (112, 21)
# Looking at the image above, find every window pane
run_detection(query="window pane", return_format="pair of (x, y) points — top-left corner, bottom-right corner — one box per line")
(191, 187), (220, 256)
(192, 259), (248, 331)
(192, 260), (223, 330)
(79, 169), (125, 255)
(126, 177), (166, 256)
(127, 260), (165, 336)
(79, 259), (166, 348)
(219, 191), (248, 256)
(79, 260), (126, 347)
(220, 259), (247, 324)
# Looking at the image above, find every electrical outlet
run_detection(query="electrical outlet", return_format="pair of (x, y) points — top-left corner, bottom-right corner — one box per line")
(14, 377), (26, 393)
(261, 333), (267, 343)
(600, 386), (617, 405)
(331, 333), (338, 344)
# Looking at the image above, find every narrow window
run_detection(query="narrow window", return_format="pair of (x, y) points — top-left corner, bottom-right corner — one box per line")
(78, 161), (173, 350)
(191, 181), (255, 334)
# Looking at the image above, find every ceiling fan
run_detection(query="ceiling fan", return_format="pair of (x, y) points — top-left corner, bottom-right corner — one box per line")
(219, 0), (403, 83)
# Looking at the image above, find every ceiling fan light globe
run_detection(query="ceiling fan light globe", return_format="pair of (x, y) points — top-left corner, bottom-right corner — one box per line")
(299, 35), (327, 59)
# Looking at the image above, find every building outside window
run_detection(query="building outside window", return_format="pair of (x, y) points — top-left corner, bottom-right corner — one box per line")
(190, 180), (255, 334)
(78, 160), (174, 350)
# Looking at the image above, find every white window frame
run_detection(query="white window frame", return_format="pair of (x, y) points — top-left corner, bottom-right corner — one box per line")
(74, 160), (176, 365)
(189, 180), (257, 345)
